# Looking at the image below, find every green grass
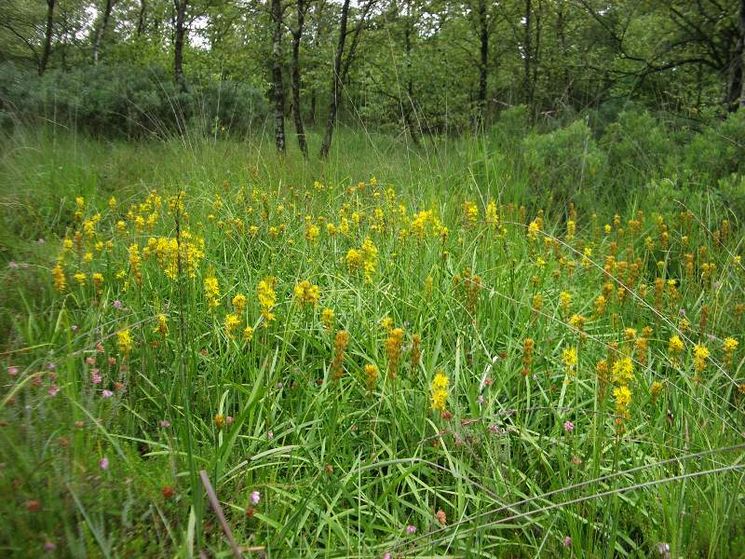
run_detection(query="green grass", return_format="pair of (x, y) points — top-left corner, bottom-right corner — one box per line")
(0, 126), (743, 558)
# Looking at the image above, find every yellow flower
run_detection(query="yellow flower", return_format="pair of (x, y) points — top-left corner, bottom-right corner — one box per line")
(331, 330), (350, 380)
(321, 307), (335, 330)
(562, 347), (578, 370)
(293, 280), (321, 306)
(668, 335), (684, 358)
(204, 275), (221, 309)
(243, 326), (255, 341)
(430, 370), (449, 411)
(723, 337), (738, 353)
(613, 385), (632, 418)
(154, 314), (168, 336)
(612, 357), (634, 385)
(364, 363), (379, 390)
(117, 329), (133, 355)
(225, 313), (241, 337)
(559, 291), (572, 314)
(73, 272), (87, 286)
(257, 276), (278, 325)
(52, 263), (66, 292)
(693, 344), (709, 373)
(232, 293), (247, 313)
(386, 327), (405, 379)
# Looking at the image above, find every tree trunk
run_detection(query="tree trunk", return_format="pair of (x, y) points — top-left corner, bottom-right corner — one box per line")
(291, 0), (308, 158)
(173, 0), (188, 90)
(39, 0), (56, 75)
(271, 0), (286, 154)
(319, 0), (351, 159)
(740, 0), (745, 109)
(92, 0), (115, 65)
(477, 0), (488, 126)
(402, 0), (420, 144)
(523, 0), (533, 118)
(137, 0), (147, 36)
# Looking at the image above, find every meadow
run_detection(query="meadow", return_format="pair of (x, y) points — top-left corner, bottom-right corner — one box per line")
(1, 126), (744, 558)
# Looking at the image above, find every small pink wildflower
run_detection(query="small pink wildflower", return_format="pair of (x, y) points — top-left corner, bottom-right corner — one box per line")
(7, 366), (19, 377)
(250, 490), (261, 505)
(563, 420), (575, 433)
(43, 541), (56, 552)
(563, 536), (572, 547)
(159, 420), (171, 428)
(113, 300), (123, 310)
(99, 457), (109, 470)
(101, 389), (114, 398)
(85, 356), (96, 366)
(91, 369), (102, 384)
(406, 524), (417, 535)
(48, 385), (60, 397)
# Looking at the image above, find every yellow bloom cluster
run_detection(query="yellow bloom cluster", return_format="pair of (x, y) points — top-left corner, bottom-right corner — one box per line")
(430, 371), (449, 412)
(204, 275), (221, 309)
(294, 280), (321, 306)
(257, 276), (278, 325)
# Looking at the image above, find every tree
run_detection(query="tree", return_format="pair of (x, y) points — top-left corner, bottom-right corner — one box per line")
(92, 0), (117, 65)
(39, 0), (56, 75)
(173, 0), (188, 89)
(270, 0), (286, 153)
(319, 0), (376, 159)
(290, 0), (309, 158)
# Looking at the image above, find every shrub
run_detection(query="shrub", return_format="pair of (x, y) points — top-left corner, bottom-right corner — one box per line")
(0, 62), (268, 138)
(685, 110), (745, 183)
(522, 118), (607, 211)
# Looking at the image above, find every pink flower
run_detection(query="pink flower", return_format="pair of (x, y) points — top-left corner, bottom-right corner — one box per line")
(383, 554), (392, 559)
(48, 385), (60, 397)
(101, 389), (114, 398)
(563, 536), (572, 547)
(159, 420), (171, 428)
(85, 356), (96, 366)
(563, 420), (575, 433)
(91, 369), (102, 385)
(44, 541), (56, 552)
(113, 300), (123, 310)
(47, 362), (56, 371)
(7, 366), (19, 377)
(99, 457), (109, 470)
(406, 524), (417, 535)
(250, 490), (261, 505)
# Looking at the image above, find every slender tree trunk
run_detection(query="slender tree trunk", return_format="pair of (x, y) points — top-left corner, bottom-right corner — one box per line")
(92, 0), (115, 65)
(271, 0), (286, 153)
(291, 0), (308, 158)
(137, 0), (147, 36)
(523, 0), (533, 119)
(319, 0), (351, 159)
(39, 0), (56, 75)
(477, 0), (488, 126)
(740, 0), (745, 108)
(173, 0), (188, 90)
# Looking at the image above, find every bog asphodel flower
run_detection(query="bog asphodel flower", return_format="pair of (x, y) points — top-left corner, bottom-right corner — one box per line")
(321, 307), (335, 330)
(613, 385), (632, 419)
(257, 276), (277, 325)
(117, 329), (133, 355)
(294, 280), (320, 307)
(204, 275), (221, 309)
(430, 370), (449, 412)
(693, 343), (709, 374)
(386, 327), (405, 378)
(225, 313), (241, 338)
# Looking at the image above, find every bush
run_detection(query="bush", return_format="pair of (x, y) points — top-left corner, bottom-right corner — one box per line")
(0, 62), (268, 138)
(685, 110), (745, 183)
(600, 109), (678, 188)
(522, 118), (607, 211)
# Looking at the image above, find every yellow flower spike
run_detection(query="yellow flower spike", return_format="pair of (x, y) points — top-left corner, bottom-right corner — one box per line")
(430, 370), (449, 412)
